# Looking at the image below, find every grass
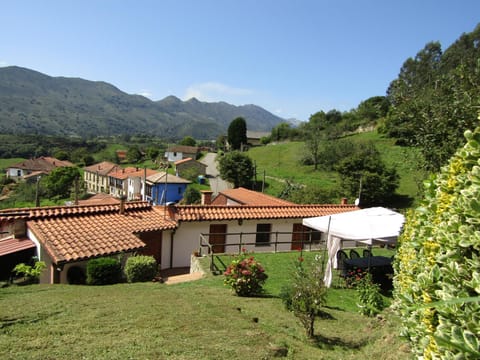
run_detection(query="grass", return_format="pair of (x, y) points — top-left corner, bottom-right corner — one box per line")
(0, 158), (26, 171)
(0, 249), (411, 359)
(248, 132), (423, 208)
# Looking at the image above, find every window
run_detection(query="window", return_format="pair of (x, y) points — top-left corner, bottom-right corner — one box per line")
(178, 186), (182, 194)
(256, 224), (271, 246)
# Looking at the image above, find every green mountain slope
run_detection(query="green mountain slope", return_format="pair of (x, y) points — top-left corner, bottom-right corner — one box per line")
(0, 66), (283, 139)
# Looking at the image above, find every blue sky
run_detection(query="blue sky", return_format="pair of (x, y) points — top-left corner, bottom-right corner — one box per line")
(1, 1), (479, 121)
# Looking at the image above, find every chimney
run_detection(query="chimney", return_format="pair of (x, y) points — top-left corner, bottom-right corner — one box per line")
(341, 197), (348, 205)
(119, 195), (127, 214)
(201, 190), (213, 205)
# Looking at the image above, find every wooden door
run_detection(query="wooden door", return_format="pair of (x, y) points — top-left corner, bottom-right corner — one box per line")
(291, 223), (308, 250)
(138, 231), (162, 264)
(209, 224), (227, 253)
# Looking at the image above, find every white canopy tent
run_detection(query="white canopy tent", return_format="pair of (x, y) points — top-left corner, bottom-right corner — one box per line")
(303, 207), (405, 287)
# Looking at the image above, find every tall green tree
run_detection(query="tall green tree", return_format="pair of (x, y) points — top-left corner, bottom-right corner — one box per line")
(227, 117), (247, 151)
(126, 145), (143, 163)
(44, 166), (81, 199)
(179, 136), (196, 147)
(303, 111), (326, 170)
(335, 142), (399, 206)
(217, 151), (254, 188)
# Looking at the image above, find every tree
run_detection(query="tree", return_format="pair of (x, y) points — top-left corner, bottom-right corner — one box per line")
(303, 112), (325, 170)
(182, 186), (201, 204)
(217, 151), (254, 188)
(146, 147), (160, 161)
(335, 142), (399, 207)
(179, 136), (196, 147)
(44, 166), (81, 199)
(227, 117), (247, 151)
(126, 145), (143, 163)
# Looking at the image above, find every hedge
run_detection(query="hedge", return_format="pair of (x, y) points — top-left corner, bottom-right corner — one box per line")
(124, 255), (157, 282)
(86, 257), (122, 285)
(394, 126), (480, 359)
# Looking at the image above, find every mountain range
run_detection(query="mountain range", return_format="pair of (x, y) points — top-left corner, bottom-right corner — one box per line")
(0, 66), (285, 139)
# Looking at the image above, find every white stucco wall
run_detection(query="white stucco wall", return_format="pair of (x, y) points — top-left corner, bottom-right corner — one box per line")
(170, 218), (310, 268)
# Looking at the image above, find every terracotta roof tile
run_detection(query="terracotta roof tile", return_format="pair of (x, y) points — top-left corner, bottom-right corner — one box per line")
(171, 204), (358, 222)
(83, 161), (119, 176)
(0, 237), (36, 256)
(212, 187), (295, 206)
(146, 172), (191, 184)
(25, 202), (176, 264)
(108, 167), (159, 180)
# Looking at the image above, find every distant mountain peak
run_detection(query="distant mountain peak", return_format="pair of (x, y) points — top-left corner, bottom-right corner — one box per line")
(0, 66), (285, 139)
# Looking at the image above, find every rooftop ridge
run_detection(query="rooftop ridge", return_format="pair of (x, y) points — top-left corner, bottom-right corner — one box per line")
(0, 201), (152, 220)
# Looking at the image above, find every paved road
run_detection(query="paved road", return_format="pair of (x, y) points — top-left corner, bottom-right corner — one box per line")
(200, 153), (232, 195)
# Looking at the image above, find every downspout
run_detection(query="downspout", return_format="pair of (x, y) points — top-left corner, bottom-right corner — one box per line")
(170, 229), (175, 268)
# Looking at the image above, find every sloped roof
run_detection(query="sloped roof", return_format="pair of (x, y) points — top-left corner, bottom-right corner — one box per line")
(146, 171), (191, 184)
(8, 157), (74, 172)
(0, 237), (36, 256)
(25, 202), (176, 264)
(77, 193), (120, 205)
(108, 167), (158, 180)
(170, 204), (358, 222)
(212, 187), (294, 206)
(84, 161), (119, 176)
(166, 145), (199, 154)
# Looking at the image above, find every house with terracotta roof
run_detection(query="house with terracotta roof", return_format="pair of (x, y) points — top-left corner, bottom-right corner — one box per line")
(211, 187), (295, 206)
(108, 167), (159, 199)
(6, 157), (74, 180)
(83, 161), (119, 194)
(165, 145), (199, 162)
(144, 172), (191, 205)
(174, 157), (207, 178)
(0, 197), (358, 284)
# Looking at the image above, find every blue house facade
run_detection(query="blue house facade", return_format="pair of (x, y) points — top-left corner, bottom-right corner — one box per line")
(144, 172), (191, 205)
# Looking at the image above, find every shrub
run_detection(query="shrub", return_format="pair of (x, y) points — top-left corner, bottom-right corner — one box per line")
(86, 257), (122, 285)
(224, 251), (267, 296)
(356, 273), (385, 317)
(280, 255), (327, 338)
(13, 260), (46, 284)
(124, 255), (157, 283)
(394, 125), (480, 358)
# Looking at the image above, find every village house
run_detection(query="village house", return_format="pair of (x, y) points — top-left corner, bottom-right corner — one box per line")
(6, 157), (74, 181)
(246, 131), (270, 147)
(174, 157), (207, 178)
(211, 187), (295, 206)
(83, 161), (119, 194)
(0, 197), (358, 284)
(164, 145), (199, 162)
(108, 167), (158, 199)
(144, 172), (191, 205)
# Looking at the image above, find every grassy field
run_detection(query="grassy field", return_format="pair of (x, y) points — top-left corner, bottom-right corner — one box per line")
(0, 250), (411, 360)
(248, 132), (423, 208)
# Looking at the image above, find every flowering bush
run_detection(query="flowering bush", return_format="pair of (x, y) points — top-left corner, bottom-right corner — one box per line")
(224, 251), (267, 296)
(344, 267), (366, 288)
(280, 255), (327, 338)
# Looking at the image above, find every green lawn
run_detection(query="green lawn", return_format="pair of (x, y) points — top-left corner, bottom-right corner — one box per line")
(0, 249), (411, 359)
(247, 133), (423, 208)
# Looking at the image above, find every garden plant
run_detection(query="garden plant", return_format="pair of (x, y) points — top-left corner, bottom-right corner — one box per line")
(224, 250), (268, 296)
(394, 125), (480, 359)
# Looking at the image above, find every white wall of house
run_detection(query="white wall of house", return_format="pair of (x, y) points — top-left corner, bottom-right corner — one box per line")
(127, 177), (143, 200)
(165, 151), (183, 162)
(7, 168), (26, 178)
(168, 218), (308, 268)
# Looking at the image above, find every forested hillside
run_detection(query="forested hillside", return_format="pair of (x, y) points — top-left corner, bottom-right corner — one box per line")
(0, 67), (283, 139)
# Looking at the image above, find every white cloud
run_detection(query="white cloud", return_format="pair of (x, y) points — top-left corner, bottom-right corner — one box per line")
(0, 60), (9, 67)
(183, 82), (254, 103)
(136, 90), (153, 99)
